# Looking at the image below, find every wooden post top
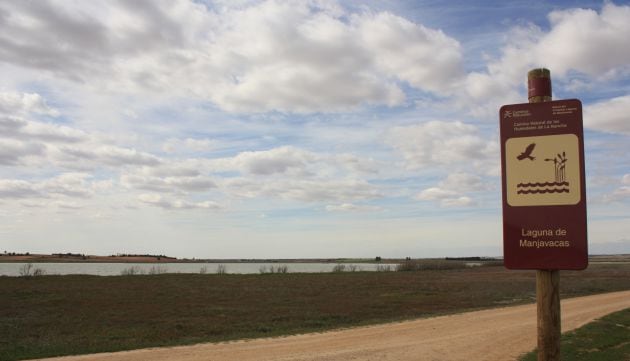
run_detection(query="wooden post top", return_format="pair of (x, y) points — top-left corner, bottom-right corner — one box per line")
(528, 68), (552, 103)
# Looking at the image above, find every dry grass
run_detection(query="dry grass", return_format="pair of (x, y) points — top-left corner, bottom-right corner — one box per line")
(520, 307), (630, 361)
(1, 264), (629, 360)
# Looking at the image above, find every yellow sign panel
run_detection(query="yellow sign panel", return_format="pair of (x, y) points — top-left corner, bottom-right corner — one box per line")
(505, 134), (581, 206)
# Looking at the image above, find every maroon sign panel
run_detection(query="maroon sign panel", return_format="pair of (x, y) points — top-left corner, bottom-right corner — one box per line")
(500, 99), (587, 270)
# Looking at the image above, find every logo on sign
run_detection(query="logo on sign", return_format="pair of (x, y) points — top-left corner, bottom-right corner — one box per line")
(504, 109), (532, 118)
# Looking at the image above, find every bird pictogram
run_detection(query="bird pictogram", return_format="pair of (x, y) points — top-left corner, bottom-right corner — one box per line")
(517, 143), (536, 161)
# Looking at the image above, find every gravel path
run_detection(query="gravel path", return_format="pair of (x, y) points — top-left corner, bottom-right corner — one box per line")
(35, 290), (630, 361)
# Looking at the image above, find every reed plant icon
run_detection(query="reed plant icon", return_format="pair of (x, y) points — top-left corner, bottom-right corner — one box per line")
(545, 152), (567, 182)
(516, 150), (570, 195)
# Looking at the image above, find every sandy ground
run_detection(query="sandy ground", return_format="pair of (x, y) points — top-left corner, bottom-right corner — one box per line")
(36, 290), (630, 361)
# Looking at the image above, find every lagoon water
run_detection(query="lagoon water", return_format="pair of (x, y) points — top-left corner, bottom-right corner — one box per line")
(0, 262), (394, 277)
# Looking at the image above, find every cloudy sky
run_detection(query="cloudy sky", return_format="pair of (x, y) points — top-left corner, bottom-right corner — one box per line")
(1, 0), (629, 259)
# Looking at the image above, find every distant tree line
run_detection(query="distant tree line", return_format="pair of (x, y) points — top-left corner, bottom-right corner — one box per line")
(2, 251), (31, 256)
(445, 257), (484, 261)
(1, 251), (176, 260)
(53, 252), (86, 258)
(110, 254), (176, 260)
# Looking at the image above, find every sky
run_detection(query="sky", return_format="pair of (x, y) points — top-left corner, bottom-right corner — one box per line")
(1, 0), (630, 259)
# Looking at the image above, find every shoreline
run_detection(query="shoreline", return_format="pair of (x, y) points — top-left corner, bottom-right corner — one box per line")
(1, 253), (627, 264)
(0, 254), (403, 264)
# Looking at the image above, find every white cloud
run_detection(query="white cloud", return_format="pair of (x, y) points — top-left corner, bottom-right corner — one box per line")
(137, 193), (222, 210)
(460, 72), (521, 118)
(415, 187), (458, 200)
(0, 139), (45, 165)
(415, 187), (476, 208)
(162, 137), (215, 153)
(0, 92), (59, 117)
(0, 179), (42, 199)
(55, 145), (162, 168)
(200, 1), (462, 112)
(438, 172), (492, 193)
(223, 177), (380, 202)
(387, 121), (496, 171)
(356, 11), (463, 95)
(603, 174), (630, 202)
(56, 201), (84, 210)
(0, 102), (164, 170)
(440, 196), (475, 207)
(325, 203), (382, 212)
(0, 173), (98, 200)
(599, 174), (630, 203)
(40, 173), (95, 198)
(0, 114), (85, 144)
(0, 115), (25, 132)
(207, 145), (384, 203)
(1, 96), (383, 205)
(613, 187), (630, 198)
(208, 145), (379, 179)
(414, 172), (489, 208)
(121, 174), (216, 194)
(0, 0), (209, 80)
(584, 95), (630, 135)
(536, 4), (630, 78)
(0, 0), (464, 113)
(20, 121), (86, 143)
(333, 153), (380, 174)
(459, 2), (630, 119)
(0, 114), (163, 171)
(139, 162), (201, 178)
(230, 146), (315, 175)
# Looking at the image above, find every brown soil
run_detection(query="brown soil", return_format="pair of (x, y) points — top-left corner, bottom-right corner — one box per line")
(33, 290), (630, 361)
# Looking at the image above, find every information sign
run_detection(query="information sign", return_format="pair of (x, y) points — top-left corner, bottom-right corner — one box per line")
(500, 99), (587, 270)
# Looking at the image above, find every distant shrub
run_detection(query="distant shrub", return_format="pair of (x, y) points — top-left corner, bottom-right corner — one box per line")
(396, 259), (468, 272)
(331, 264), (360, 272)
(480, 260), (504, 267)
(259, 265), (289, 274)
(216, 264), (227, 275)
(19, 263), (45, 277)
(120, 266), (144, 276)
(148, 265), (168, 275)
(332, 264), (346, 273)
(395, 260), (417, 272)
(376, 264), (392, 272)
(19, 263), (33, 277)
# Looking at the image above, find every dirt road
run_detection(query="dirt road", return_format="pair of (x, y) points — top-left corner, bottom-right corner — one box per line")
(38, 290), (630, 361)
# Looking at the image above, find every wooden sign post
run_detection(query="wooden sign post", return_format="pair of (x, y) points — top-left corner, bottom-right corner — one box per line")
(530, 69), (560, 361)
(500, 68), (588, 361)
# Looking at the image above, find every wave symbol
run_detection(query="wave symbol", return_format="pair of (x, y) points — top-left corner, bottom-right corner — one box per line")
(517, 181), (569, 188)
(517, 188), (570, 194)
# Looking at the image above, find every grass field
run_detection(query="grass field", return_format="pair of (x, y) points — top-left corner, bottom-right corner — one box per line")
(519, 307), (630, 361)
(1, 264), (630, 360)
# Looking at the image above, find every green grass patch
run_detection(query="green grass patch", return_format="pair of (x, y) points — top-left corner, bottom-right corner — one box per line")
(519, 308), (630, 361)
(1, 264), (629, 360)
